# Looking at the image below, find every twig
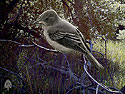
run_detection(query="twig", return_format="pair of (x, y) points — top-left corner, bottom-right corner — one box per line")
(0, 39), (35, 47)
(96, 85), (99, 94)
(83, 56), (123, 94)
(32, 41), (59, 53)
(0, 67), (24, 82)
(66, 86), (82, 94)
(29, 62), (69, 75)
(24, 56), (69, 75)
(0, 39), (59, 52)
(63, 54), (80, 81)
(0, 39), (22, 45)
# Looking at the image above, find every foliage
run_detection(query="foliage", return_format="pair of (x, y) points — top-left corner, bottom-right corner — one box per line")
(117, 30), (125, 39)
(0, 0), (124, 94)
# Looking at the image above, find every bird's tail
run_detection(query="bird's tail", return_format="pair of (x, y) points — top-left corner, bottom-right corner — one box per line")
(85, 52), (104, 70)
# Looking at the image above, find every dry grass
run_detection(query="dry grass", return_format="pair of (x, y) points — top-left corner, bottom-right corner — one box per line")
(93, 39), (125, 89)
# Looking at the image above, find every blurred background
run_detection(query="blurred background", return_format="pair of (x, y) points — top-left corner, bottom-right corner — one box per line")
(0, 0), (124, 94)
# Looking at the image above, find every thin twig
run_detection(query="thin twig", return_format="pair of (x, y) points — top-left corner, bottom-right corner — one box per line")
(0, 67), (23, 81)
(0, 39), (22, 45)
(83, 56), (123, 94)
(0, 39), (59, 52)
(66, 86), (82, 94)
(96, 85), (99, 94)
(32, 41), (59, 53)
(63, 54), (80, 81)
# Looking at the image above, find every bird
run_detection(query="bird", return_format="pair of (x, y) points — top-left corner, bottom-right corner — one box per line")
(35, 9), (104, 70)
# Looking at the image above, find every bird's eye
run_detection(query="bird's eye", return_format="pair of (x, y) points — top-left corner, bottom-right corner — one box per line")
(45, 18), (49, 20)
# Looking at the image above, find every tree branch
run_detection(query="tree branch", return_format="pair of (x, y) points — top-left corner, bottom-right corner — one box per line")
(83, 56), (123, 94)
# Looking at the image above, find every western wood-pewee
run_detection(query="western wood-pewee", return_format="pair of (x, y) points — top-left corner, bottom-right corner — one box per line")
(35, 9), (104, 70)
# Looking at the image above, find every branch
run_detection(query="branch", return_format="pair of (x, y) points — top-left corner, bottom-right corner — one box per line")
(32, 41), (59, 53)
(0, 39), (59, 53)
(0, 66), (24, 82)
(0, 39), (22, 45)
(66, 86), (82, 94)
(26, 57), (69, 75)
(96, 85), (99, 94)
(63, 54), (80, 81)
(0, 39), (35, 47)
(27, 54), (80, 82)
(83, 56), (123, 94)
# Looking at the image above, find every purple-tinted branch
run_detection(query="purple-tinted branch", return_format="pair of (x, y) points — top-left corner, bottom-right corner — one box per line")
(17, 50), (36, 73)
(83, 56), (123, 94)
(38, 57), (50, 64)
(19, 44), (35, 47)
(24, 56), (69, 75)
(96, 85), (99, 94)
(29, 62), (69, 75)
(0, 39), (59, 53)
(0, 66), (23, 81)
(80, 71), (87, 83)
(32, 41), (59, 53)
(63, 54), (80, 81)
(26, 53), (79, 82)
(66, 86), (82, 94)
(0, 39), (22, 45)
(30, 54), (79, 81)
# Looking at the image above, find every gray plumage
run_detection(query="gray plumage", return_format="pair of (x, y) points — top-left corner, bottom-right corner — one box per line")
(35, 9), (104, 70)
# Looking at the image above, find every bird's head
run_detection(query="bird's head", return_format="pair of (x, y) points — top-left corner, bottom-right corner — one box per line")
(35, 9), (60, 26)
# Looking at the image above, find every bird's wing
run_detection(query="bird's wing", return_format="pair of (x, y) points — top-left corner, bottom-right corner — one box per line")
(75, 29), (91, 52)
(48, 29), (91, 53)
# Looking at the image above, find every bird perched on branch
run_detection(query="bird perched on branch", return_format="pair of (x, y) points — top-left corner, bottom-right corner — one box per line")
(35, 9), (104, 70)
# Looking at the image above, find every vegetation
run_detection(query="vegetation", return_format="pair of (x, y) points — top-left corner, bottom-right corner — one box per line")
(93, 39), (125, 89)
(0, 0), (124, 94)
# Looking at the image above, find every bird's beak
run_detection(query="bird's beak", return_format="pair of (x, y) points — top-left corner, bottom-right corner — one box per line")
(33, 20), (45, 25)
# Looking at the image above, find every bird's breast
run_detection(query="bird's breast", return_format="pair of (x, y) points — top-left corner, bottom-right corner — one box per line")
(43, 31), (74, 53)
